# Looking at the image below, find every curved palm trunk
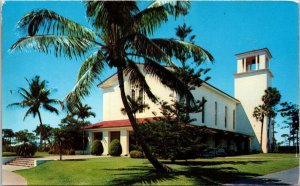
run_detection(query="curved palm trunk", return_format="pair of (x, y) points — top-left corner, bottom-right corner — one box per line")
(117, 67), (172, 173)
(37, 111), (43, 148)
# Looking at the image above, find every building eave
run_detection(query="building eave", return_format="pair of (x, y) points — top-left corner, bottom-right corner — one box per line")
(235, 48), (272, 59)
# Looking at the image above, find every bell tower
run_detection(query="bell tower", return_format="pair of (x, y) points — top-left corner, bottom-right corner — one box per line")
(234, 48), (273, 153)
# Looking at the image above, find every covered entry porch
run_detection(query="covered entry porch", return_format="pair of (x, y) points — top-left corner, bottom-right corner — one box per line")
(84, 118), (151, 155)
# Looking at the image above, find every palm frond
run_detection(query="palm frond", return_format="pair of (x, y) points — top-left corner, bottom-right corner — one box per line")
(64, 51), (105, 107)
(143, 58), (195, 105)
(18, 9), (96, 40)
(85, 1), (138, 31)
(151, 39), (214, 63)
(11, 35), (95, 59)
(125, 33), (175, 66)
(124, 60), (157, 102)
(7, 102), (27, 109)
(43, 104), (59, 115)
(135, 1), (190, 35)
(23, 108), (34, 121)
(148, 0), (190, 18)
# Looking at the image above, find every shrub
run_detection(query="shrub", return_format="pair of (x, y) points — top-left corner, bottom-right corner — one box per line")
(65, 148), (75, 155)
(15, 142), (37, 157)
(277, 146), (298, 153)
(109, 139), (122, 156)
(130, 150), (143, 158)
(90, 140), (104, 156)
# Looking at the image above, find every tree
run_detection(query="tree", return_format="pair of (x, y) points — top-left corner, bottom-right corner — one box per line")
(2, 129), (14, 150)
(60, 115), (90, 151)
(69, 102), (95, 154)
(14, 129), (37, 143)
(279, 102), (299, 146)
(11, 1), (213, 173)
(253, 87), (281, 152)
(8, 76), (60, 147)
(34, 124), (53, 150)
(52, 128), (67, 160)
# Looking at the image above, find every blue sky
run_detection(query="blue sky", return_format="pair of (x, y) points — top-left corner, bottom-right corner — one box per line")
(2, 1), (298, 143)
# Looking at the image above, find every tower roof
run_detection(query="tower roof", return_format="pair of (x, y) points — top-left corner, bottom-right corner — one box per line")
(235, 48), (272, 59)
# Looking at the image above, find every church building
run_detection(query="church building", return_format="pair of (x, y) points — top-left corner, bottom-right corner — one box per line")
(85, 48), (273, 155)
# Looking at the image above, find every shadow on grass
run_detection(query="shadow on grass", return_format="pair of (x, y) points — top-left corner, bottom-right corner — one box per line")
(104, 162), (261, 185)
(163, 160), (267, 166)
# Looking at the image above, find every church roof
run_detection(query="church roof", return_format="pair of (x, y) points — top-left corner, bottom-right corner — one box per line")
(97, 66), (240, 103)
(84, 117), (156, 129)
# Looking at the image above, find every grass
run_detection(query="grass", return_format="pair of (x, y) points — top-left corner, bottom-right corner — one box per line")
(15, 153), (298, 185)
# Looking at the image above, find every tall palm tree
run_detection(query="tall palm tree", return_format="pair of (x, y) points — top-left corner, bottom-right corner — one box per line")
(11, 1), (213, 173)
(71, 102), (96, 154)
(8, 76), (60, 147)
(253, 87), (281, 152)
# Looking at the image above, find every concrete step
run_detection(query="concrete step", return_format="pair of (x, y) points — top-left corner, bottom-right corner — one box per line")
(7, 158), (35, 167)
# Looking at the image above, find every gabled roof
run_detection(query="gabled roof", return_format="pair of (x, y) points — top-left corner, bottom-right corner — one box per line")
(97, 73), (239, 103)
(84, 117), (156, 129)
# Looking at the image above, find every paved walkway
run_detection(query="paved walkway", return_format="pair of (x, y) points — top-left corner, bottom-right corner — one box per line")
(228, 166), (299, 185)
(2, 165), (29, 185)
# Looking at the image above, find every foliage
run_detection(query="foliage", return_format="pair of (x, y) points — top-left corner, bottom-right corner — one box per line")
(252, 87), (281, 152)
(279, 102), (299, 146)
(138, 121), (210, 162)
(14, 129), (37, 143)
(130, 150), (144, 158)
(50, 128), (75, 157)
(277, 146), (298, 153)
(11, 1), (214, 173)
(90, 140), (104, 156)
(59, 115), (89, 150)
(109, 139), (122, 156)
(7, 76), (60, 147)
(120, 95), (150, 117)
(2, 129), (15, 151)
(34, 124), (53, 151)
(15, 142), (37, 157)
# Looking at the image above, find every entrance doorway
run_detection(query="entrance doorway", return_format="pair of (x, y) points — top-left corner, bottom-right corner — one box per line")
(110, 131), (120, 142)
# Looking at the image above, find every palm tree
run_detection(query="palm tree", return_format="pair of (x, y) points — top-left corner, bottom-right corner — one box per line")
(253, 87), (281, 152)
(34, 124), (53, 150)
(253, 104), (265, 151)
(8, 76), (60, 147)
(70, 102), (95, 154)
(11, 1), (213, 173)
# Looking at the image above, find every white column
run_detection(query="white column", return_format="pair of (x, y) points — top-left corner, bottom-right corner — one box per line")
(255, 56), (258, 70)
(102, 130), (109, 155)
(243, 58), (246, 72)
(120, 129), (129, 156)
(87, 132), (94, 154)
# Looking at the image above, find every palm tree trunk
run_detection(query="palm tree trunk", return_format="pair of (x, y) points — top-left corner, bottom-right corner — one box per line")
(37, 110), (43, 149)
(82, 119), (85, 155)
(260, 118), (264, 152)
(117, 67), (171, 173)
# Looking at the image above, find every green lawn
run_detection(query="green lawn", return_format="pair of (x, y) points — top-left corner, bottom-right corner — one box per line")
(15, 153), (298, 185)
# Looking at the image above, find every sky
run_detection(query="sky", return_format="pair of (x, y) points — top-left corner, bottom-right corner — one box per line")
(1, 1), (299, 144)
